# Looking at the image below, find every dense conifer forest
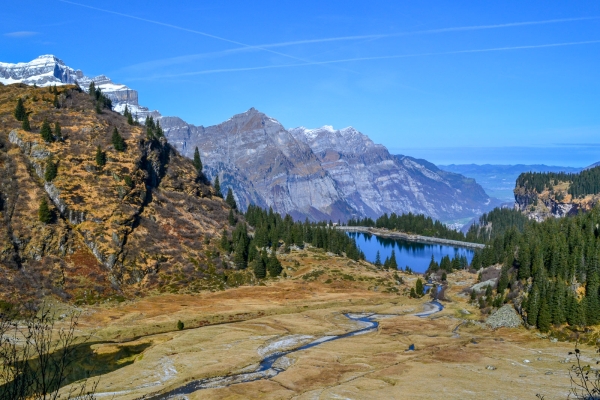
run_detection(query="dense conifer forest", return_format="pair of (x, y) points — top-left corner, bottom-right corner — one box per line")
(470, 206), (600, 331)
(223, 205), (364, 278)
(516, 166), (600, 198)
(346, 212), (465, 241)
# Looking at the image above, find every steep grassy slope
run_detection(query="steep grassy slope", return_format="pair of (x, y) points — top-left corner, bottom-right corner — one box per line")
(0, 83), (234, 305)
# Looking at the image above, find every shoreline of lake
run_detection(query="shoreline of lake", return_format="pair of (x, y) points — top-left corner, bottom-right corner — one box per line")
(337, 226), (485, 249)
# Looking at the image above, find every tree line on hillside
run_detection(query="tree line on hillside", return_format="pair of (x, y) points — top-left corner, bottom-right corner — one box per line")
(224, 205), (364, 279)
(346, 212), (465, 241)
(470, 206), (600, 331)
(465, 207), (530, 243)
(516, 167), (600, 199)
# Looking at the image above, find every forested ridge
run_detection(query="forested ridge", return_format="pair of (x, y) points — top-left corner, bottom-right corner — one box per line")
(516, 166), (600, 199)
(346, 212), (465, 241)
(470, 205), (600, 331)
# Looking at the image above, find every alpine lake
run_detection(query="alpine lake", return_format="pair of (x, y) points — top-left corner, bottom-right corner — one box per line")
(347, 231), (475, 273)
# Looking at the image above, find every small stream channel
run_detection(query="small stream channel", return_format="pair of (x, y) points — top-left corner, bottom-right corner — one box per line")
(145, 302), (444, 399)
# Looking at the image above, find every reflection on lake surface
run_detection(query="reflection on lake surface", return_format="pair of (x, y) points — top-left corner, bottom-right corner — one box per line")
(348, 232), (474, 274)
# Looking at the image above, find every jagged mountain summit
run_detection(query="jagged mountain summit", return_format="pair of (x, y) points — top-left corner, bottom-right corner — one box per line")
(2, 54), (497, 224)
(161, 109), (498, 222)
(0, 54), (159, 119)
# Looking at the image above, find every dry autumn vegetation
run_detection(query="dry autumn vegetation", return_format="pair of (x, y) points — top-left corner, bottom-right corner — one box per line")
(0, 83), (598, 399)
(0, 83), (238, 306)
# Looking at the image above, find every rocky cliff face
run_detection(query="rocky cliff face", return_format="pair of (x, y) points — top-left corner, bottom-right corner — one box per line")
(0, 83), (235, 303)
(514, 186), (598, 222)
(160, 110), (353, 221)
(161, 111), (498, 223)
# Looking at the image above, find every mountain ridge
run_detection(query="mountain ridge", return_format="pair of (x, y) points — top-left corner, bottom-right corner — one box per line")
(1, 55), (498, 224)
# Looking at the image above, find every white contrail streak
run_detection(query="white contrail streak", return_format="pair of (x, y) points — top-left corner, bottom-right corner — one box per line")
(121, 15), (600, 72)
(130, 39), (600, 79)
(58, 0), (323, 66)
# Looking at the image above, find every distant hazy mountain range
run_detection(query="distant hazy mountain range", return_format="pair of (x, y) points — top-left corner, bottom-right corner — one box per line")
(438, 164), (583, 202)
(1, 55), (499, 223)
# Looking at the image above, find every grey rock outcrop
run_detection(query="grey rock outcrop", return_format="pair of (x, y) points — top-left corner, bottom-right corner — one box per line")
(486, 304), (522, 329)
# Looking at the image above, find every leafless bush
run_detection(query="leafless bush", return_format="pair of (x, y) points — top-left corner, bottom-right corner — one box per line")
(568, 344), (600, 399)
(0, 303), (98, 399)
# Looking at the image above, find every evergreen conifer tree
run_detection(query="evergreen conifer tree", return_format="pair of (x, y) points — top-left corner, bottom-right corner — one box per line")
(497, 266), (509, 293)
(388, 249), (398, 270)
(44, 157), (58, 182)
(53, 94), (60, 109)
(253, 257), (266, 279)
(38, 198), (52, 223)
(267, 252), (283, 277)
(375, 251), (381, 266)
(88, 82), (96, 97)
(214, 175), (222, 197)
(40, 119), (54, 143)
(415, 278), (424, 297)
(225, 188), (237, 210)
(193, 147), (203, 174)
(537, 299), (551, 332)
(228, 209), (236, 226)
(14, 98), (26, 121)
(428, 255), (439, 272)
(95, 146), (106, 167)
(233, 239), (247, 269)
(111, 127), (125, 151)
(220, 229), (231, 252)
(21, 115), (31, 131)
(54, 122), (62, 140)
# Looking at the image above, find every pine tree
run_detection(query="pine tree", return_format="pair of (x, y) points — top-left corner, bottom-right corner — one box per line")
(44, 157), (58, 182)
(415, 278), (424, 297)
(53, 94), (60, 109)
(388, 249), (398, 270)
(21, 115), (31, 131)
(220, 229), (231, 253)
(267, 252), (283, 277)
(88, 82), (96, 97)
(428, 255), (439, 272)
(233, 239), (247, 269)
(54, 122), (62, 140)
(228, 209), (236, 226)
(40, 119), (54, 143)
(52, 85), (59, 95)
(111, 127), (125, 151)
(14, 98), (26, 121)
(214, 175), (222, 197)
(38, 198), (52, 223)
(225, 188), (237, 210)
(253, 257), (266, 279)
(537, 299), (551, 332)
(497, 266), (509, 294)
(375, 251), (381, 266)
(192, 147), (203, 174)
(95, 146), (106, 167)
(526, 285), (540, 326)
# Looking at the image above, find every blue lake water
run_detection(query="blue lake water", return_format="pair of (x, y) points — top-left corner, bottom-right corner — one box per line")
(348, 232), (475, 274)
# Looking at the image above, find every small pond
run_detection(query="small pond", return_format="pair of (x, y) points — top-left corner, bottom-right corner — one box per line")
(348, 232), (475, 274)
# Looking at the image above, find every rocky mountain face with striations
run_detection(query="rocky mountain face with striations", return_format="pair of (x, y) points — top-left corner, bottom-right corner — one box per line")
(0, 83), (240, 304)
(2, 55), (498, 225)
(162, 111), (498, 223)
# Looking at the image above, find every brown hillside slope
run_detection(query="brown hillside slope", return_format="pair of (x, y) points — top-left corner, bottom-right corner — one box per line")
(0, 83), (233, 304)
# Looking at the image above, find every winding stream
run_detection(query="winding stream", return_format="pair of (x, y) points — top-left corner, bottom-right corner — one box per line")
(145, 302), (444, 399)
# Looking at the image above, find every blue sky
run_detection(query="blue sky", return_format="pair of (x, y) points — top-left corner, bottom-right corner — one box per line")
(2, 1), (599, 166)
